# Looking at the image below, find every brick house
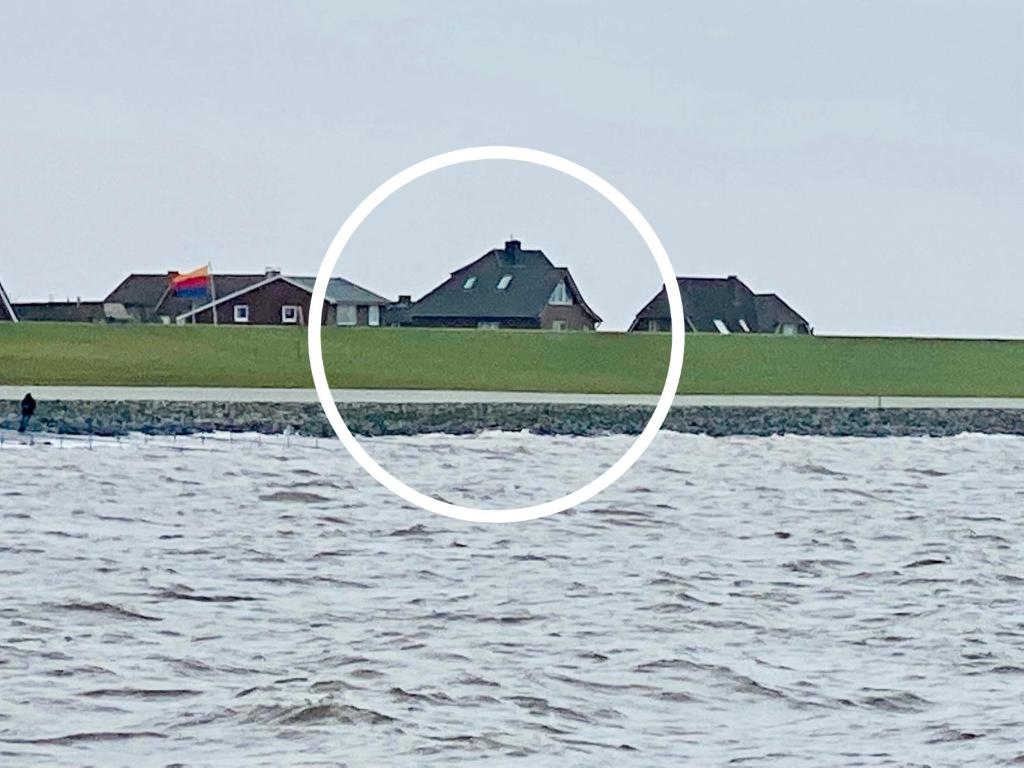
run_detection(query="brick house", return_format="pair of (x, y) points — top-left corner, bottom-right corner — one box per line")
(174, 272), (391, 326)
(398, 240), (601, 331)
(104, 269), (390, 326)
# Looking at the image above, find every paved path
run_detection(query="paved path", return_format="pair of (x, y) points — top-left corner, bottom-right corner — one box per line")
(2, 386), (1022, 409)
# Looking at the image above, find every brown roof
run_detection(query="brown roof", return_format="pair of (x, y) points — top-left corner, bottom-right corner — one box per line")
(104, 274), (172, 307)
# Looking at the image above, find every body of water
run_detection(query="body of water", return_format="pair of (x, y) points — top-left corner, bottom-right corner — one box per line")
(1, 431), (1022, 766)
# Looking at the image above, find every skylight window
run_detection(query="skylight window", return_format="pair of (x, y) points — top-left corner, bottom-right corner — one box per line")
(497, 274), (513, 290)
(463, 276), (477, 289)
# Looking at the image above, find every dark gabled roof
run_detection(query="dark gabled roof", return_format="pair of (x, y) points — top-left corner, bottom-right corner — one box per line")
(104, 274), (173, 307)
(288, 276), (390, 305)
(633, 276), (758, 332)
(753, 293), (809, 331)
(631, 275), (810, 333)
(0, 279), (16, 321)
(13, 301), (106, 322)
(155, 274), (266, 318)
(409, 241), (602, 323)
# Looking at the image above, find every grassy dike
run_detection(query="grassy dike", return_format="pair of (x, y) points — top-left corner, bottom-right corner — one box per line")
(1, 322), (1023, 396)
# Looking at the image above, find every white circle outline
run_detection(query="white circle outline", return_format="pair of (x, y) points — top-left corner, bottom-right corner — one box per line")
(308, 146), (684, 523)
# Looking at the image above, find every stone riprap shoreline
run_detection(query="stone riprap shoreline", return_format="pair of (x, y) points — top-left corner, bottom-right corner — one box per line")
(3, 399), (1024, 438)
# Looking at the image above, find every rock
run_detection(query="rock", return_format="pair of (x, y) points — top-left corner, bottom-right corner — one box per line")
(2, 400), (1023, 438)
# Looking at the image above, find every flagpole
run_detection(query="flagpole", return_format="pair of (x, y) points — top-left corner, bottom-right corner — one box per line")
(209, 262), (218, 326)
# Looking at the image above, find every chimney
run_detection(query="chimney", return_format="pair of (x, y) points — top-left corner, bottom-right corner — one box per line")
(397, 294), (412, 305)
(265, 266), (281, 277)
(500, 239), (522, 266)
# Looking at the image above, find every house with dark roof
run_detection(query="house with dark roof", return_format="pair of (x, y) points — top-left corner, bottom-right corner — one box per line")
(103, 271), (274, 322)
(629, 275), (811, 335)
(0, 278), (16, 322)
(104, 269), (391, 326)
(400, 240), (601, 331)
(173, 271), (391, 326)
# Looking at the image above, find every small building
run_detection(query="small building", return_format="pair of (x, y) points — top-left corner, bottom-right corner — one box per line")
(629, 275), (810, 335)
(12, 300), (106, 322)
(174, 272), (391, 326)
(0, 279), (16, 322)
(402, 240), (601, 331)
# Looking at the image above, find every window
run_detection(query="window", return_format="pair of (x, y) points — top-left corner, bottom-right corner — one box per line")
(548, 280), (572, 305)
(282, 305), (300, 324)
(782, 323), (797, 336)
(336, 304), (356, 326)
(551, 320), (568, 332)
(738, 318), (750, 333)
(234, 305), (249, 323)
(463, 276), (477, 289)
(496, 274), (513, 290)
(368, 305), (380, 326)
(477, 321), (500, 330)
(647, 320), (659, 332)
(712, 318), (730, 335)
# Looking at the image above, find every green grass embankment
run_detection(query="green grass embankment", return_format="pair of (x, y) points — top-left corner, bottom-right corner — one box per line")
(1, 323), (1022, 396)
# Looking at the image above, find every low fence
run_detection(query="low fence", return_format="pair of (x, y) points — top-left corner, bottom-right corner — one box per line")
(0, 430), (329, 452)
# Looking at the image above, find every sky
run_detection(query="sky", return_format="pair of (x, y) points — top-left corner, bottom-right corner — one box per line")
(0, 0), (1021, 335)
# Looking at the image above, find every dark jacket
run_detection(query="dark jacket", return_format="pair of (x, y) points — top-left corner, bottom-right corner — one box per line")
(21, 394), (36, 416)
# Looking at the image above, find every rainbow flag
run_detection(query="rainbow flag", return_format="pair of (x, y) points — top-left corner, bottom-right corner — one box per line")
(170, 265), (210, 299)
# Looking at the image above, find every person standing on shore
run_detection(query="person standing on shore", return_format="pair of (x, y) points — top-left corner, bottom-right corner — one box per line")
(18, 393), (36, 433)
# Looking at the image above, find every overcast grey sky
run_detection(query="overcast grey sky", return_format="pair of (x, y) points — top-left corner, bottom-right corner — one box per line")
(1, 1), (1021, 334)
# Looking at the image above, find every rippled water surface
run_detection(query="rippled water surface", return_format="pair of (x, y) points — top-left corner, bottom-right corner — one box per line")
(1, 431), (1023, 766)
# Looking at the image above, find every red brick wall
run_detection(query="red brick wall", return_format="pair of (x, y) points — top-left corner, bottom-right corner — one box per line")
(539, 304), (597, 330)
(191, 280), (332, 325)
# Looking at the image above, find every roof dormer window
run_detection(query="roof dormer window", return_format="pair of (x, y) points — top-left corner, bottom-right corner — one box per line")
(548, 280), (572, 306)
(497, 274), (513, 290)
(463, 276), (477, 289)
